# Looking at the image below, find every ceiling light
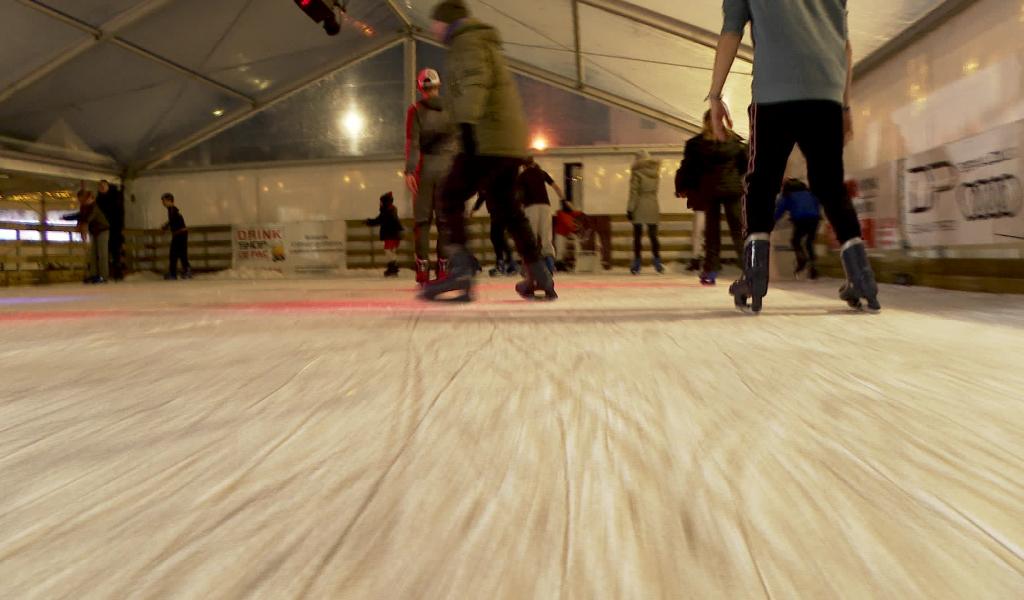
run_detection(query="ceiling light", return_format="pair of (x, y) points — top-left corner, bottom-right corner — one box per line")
(341, 110), (365, 137)
(212, 108), (225, 117)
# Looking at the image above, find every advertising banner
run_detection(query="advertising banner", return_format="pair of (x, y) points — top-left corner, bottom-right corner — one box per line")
(233, 221), (346, 276)
(848, 162), (903, 250)
(903, 120), (1024, 247)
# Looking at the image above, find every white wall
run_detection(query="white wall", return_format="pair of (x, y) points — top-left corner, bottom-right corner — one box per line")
(535, 152), (686, 216)
(129, 161), (407, 229)
(129, 151), (690, 228)
(847, 0), (1024, 171)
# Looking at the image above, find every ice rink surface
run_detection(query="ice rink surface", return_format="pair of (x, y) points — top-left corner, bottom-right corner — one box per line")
(1, 272), (1023, 598)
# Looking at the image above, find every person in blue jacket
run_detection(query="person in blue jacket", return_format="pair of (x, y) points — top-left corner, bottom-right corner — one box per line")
(775, 178), (822, 279)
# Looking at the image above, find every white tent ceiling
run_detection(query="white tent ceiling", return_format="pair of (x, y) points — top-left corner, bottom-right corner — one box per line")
(0, 0), (956, 173)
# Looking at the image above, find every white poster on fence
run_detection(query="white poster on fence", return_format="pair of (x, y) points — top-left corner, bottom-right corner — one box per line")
(848, 162), (903, 250)
(903, 120), (1024, 247)
(233, 221), (347, 276)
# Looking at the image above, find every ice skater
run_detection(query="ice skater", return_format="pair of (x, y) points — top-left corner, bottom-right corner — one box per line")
(709, 0), (880, 313)
(553, 200), (582, 272)
(406, 68), (457, 287)
(64, 189), (110, 284)
(775, 178), (822, 279)
(96, 180), (125, 281)
(421, 0), (555, 302)
(160, 193), (192, 280)
(678, 110), (748, 286)
(517, 157), (565, 274)
(472, 191), (518, 277)
(365, 192), (404, 278)
(675, 167), (705, 272)
(628, 150), (664, 275)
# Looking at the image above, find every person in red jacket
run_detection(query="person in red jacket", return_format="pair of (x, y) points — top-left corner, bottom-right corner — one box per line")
(405, 68), (457, 286)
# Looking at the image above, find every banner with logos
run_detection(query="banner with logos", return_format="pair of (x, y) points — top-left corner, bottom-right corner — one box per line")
(902, 120), (1024, 247)
(233, 221), (346, 276)
(847, 162), (903, 250)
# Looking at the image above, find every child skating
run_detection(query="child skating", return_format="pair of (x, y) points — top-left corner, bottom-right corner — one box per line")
(365, 192), (405, 278)
(160, 193), (191, 280)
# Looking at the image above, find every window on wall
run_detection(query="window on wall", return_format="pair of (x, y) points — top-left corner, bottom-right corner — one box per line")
(161, 46), (407, 169)
(0, 208), (41, 224)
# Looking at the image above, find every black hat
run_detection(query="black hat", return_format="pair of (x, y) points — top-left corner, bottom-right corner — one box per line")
(380, 192), (395, 205)
(431, 0), (470, 24)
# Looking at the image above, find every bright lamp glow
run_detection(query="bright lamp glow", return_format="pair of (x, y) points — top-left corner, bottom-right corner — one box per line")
(530, 134), (549, 151)
(342, 110), (365, 137)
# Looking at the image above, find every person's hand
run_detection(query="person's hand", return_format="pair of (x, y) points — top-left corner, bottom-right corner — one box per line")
(405, 174), (419, 195)
(627, 211), (634, 222)
(843, 107), (854, 146)
(709, 97), (732, 141)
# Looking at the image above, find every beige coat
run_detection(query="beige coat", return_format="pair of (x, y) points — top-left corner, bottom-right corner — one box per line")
(628, 154), (662, 225)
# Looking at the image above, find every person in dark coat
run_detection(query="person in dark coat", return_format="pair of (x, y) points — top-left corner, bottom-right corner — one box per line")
(679, 110), (749, 286)
(161, 193), (192, 280)
(365, 192), (405, 277)
(64, 190), (110, 284)
(96, 180), (125, 280)
(676, 160), (706, 272)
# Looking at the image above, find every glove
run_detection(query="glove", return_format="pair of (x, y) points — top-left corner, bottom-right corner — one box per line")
(364, 219), (372, 227)
(627, 211), (634, 222)
(459, 123), (478, 157)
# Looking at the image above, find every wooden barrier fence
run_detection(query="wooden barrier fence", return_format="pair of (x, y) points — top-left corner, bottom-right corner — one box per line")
(346, 213), (739, 271)
(0, 222), (233, 287)
(123, 226), (233, 274)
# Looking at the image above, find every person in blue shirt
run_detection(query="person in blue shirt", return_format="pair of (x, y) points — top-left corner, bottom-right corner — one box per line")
(708, 0), (880, 313)
(775, 179), (822, 279)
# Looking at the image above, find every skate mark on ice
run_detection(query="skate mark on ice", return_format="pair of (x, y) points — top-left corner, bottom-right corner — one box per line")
(246, 356), (322, 411)
(819, 435), (1024, 576)
(113, 373), (345, 590)
(558, 415), (573, 599)
(298, 323), (499, 596)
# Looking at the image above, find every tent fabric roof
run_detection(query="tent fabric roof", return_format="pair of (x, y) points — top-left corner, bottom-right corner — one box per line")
(0, 0), (948, 172)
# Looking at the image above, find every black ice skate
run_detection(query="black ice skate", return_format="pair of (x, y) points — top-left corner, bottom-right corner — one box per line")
(728, 234), (771, 314)
(419, 246), (474, 302)
(516, 260), (558, 301)
(839, 238), (881, 313)
(489, 259), (506, 277)
(384, 261), (399, 278)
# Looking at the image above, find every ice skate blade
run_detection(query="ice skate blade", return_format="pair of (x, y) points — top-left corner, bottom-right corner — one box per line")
(419, 290), (473, 303)
(419, 277), (474, 303)
(519, 292), (558, 302)
(516, 284), (558, 302)
(845, 297), (882, 314)
(734, 304), (761, 315)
